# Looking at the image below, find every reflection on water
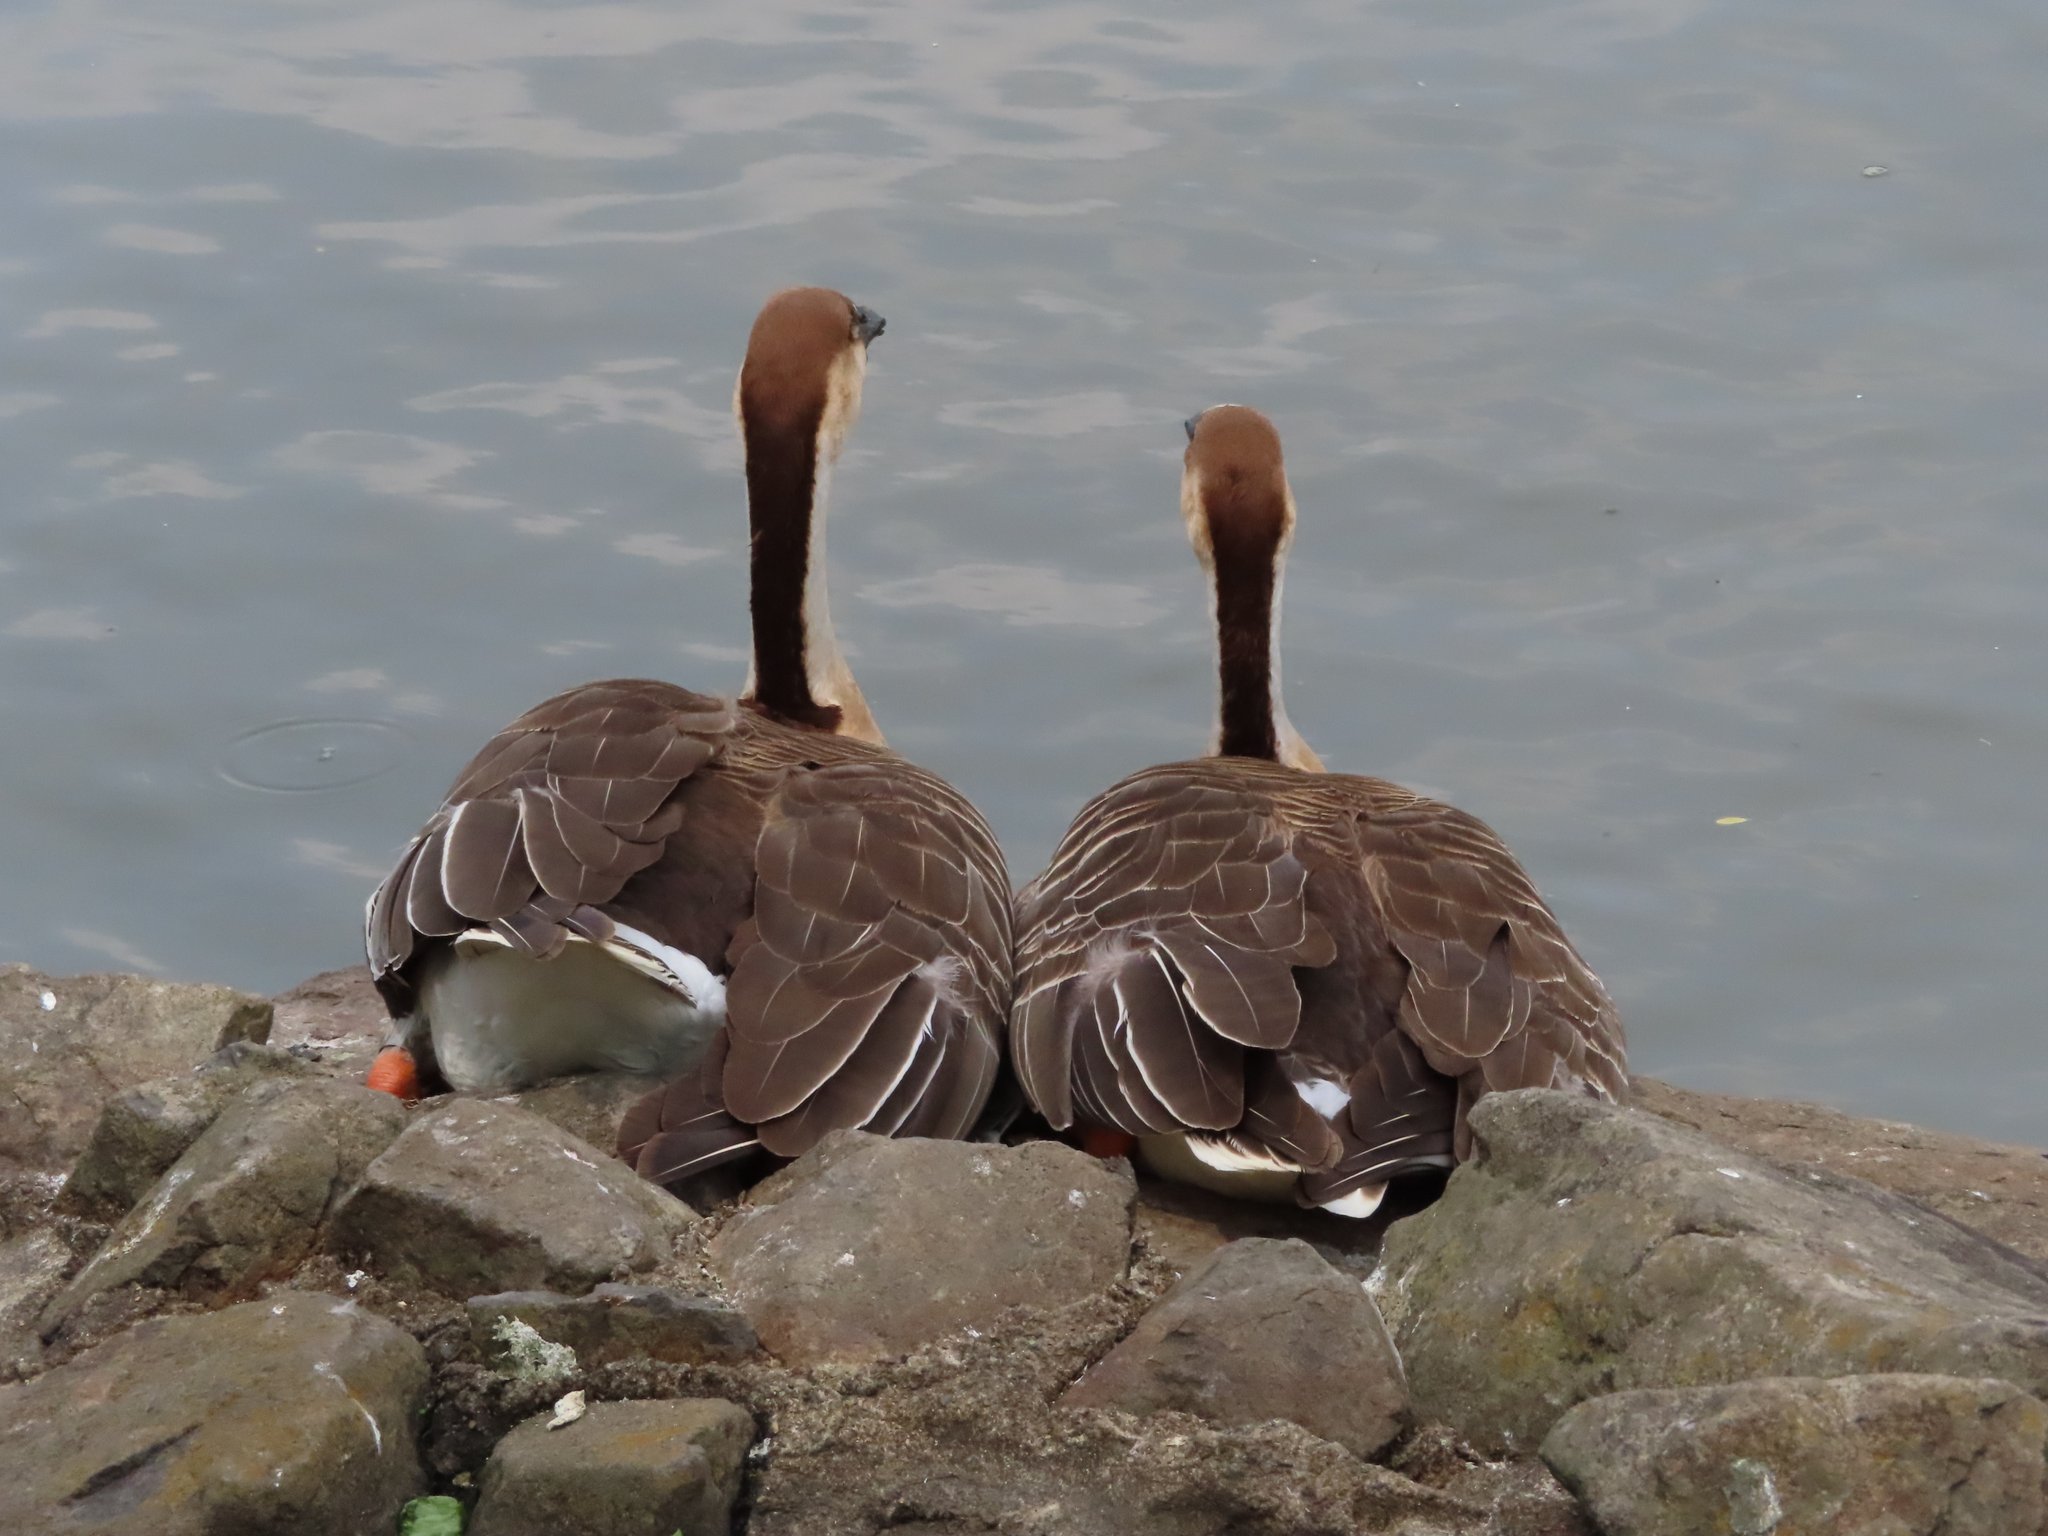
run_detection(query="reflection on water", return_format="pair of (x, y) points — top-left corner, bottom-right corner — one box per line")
(1, 0), (2044, 1140)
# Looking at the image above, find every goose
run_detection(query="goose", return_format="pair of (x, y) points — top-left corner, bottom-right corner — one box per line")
(1010, 405), (1625, 1216)
(362, 287), (1012, 1198)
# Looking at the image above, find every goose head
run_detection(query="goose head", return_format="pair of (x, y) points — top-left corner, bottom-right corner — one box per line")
(734, 286), (885, 465)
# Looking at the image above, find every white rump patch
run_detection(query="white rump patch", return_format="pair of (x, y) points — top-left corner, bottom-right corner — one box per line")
(1293, 1077), (1351, 1119)
(1317, 1184), (1388, 1219)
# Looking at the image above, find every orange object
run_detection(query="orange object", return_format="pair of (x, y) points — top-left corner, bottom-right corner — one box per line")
(366, 1045), (421, 1102)
(1079, 1127), (1137, 1160)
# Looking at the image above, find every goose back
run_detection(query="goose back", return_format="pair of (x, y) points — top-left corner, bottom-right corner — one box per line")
(1013, 756), (1624, 1207)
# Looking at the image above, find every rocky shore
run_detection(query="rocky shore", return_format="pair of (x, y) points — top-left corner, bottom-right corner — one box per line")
(3, 960), (2044, 1535)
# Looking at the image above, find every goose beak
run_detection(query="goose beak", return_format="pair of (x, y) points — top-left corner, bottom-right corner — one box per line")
(852, 306), (886, 345)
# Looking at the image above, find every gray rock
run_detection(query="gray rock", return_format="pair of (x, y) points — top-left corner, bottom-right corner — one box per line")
(1541, 1374), (2048, 1536)
(0, 1290), (426, 1536)
(327, 1098), (692, 1297)
(470, 1283), (757, 1369)
(1389, 1427), (1595, 1536)
(1636, 1076), (2048, 1266)
(0, 1230), (75, 1377)
(62, 1041), (323, 1219)
(709, 1131), (1135, 1365)
(1064, 1236), (1408, 1459)
(497, 1070), (667, 1157)
(753, 1410), (1484, 1536)
(43, 1078), (408, 1327)
(268, 965), (388, 1076)
(1373, 1089), (2048, 1451)
(469, 1397), (754, 1536)
(0, 964), (270, 1176)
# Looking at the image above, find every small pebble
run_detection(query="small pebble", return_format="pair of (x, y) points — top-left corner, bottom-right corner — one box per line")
(39, 990), (56, 1011)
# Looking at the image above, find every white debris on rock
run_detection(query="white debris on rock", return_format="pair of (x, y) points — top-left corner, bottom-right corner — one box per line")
(547, 1389), (587, 1430)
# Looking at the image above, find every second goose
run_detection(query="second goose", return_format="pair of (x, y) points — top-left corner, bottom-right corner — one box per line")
(1011, 406), (1626, 1216)
(363, 287), (1012, 1199)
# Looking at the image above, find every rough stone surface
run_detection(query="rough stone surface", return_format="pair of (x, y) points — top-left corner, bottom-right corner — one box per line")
(1064, 1236), (1408, 1459)
(1390, 1431), (1595, 1536)
(1374, 1089), (2048, 1450)
(268, 964), (388, 1076)
(748, 1347), (1482, 1536)
(1637, 1076), (2048, 1264)
(499, 1070), (667, 1157)
(709, 1130), (1136, 1364)
(1541, 1374), (2048, 1536)
(431, 1238), (1502, 1534)
(469, 1397), (754, 1536)
(327, 1097), (693, 1297)
(0, 964), (271, 1176)
(62, 1042), (324, 1219)
(0, 1290), (426, 1536)
(1129, 1166), (1407, 1284)
(44, 1078), (408, 1327)
(470, 1283), (757, 1368)
(0, 1230), (76, 1376)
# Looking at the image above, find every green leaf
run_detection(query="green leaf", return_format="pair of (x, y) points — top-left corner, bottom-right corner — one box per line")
(397, 1495), (465, 1536)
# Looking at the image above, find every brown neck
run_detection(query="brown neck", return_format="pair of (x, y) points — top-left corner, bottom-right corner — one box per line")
(742, 408), (841, 733)
(1212, 548), (1280, 760)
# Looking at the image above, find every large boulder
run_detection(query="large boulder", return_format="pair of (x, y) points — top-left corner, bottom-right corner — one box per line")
(1540, 1374), (2047, 1536)
(469, 1398), (754, 1536)
(43, 1078), (407, 1327)
(62, 1042), (325, 1219)
(267, 965), (388, 1076)
(326, 1098), (692, 1296)
(470, 1283), (758, 1369)
(0, 965), (270, 1177)
(1064, 1237), (1408, 1459)
(1635, 1076), (2048, 1265)
(498, 1071), (667, 1157)
(0, 1290), (426, 1536)
(1373, 1089), (2048, 1450)
(708, 1131), (1136, 1364)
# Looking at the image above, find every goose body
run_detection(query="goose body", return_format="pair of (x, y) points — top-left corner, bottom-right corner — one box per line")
(364, 288), (1012, 1196)
(1012, 406), (1625, 1216)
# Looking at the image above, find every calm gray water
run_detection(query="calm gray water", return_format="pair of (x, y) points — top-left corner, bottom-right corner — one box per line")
(3, 2), (2044, 1142)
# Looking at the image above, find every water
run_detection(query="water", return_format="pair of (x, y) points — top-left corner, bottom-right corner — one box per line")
(2, 1), (2043, 1143)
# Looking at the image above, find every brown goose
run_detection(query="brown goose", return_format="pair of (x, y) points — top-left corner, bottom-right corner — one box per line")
(363, 287), (1012, 1197)
(1011, 405), (1625, 1216)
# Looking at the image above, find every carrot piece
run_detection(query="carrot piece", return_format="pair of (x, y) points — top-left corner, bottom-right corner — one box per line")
(366, 1045), (421, 1103)
(1079, 1128), (1137, 1160)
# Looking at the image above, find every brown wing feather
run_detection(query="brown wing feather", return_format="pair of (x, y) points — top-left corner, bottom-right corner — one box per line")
(1357, 792), (1627, 1144)
(704, 755), (1010, 1175)
(1013, 765), (1324, 1134)
(364, 680), (740, 1009)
